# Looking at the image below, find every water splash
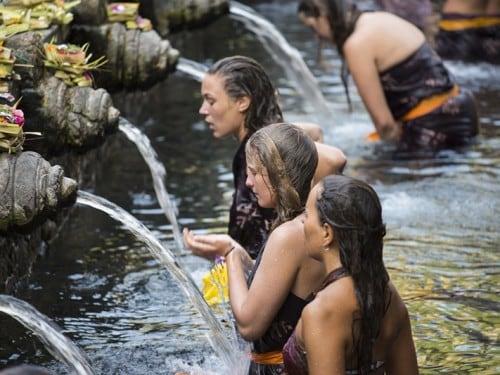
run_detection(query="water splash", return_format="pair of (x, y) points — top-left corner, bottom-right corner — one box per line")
(0, 295), (94, 375)
(176, 57), (208, 82)
(118, 117), (184, 253)
(230, 1), (332, 122)
(76, 191), (248, 374)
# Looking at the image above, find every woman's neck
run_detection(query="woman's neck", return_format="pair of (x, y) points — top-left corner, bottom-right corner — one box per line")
(322, 247), (343, 273)
(237, 124), (248, 142)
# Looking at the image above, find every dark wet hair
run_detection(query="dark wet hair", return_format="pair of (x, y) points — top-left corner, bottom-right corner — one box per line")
(316, 175), (389, 374)
(297, 0), (361, 110)
(207, 56), (284, 136)
(246, 123), (318, 228)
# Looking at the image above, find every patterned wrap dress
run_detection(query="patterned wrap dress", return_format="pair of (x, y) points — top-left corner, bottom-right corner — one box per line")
(379, 43), (479, 150)
(436, 12), (500, 65)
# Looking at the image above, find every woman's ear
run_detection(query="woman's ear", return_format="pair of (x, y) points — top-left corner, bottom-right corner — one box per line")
(237, 96), (251, 113)
(322, 222), (334, 248)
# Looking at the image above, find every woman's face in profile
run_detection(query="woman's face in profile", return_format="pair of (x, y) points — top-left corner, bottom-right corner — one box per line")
(299, 12), (332, 40)
(199, 74), (247, 139)
(245, 156), (276, 209)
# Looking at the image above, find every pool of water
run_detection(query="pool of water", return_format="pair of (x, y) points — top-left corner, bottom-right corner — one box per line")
(1, 1), (499, 373)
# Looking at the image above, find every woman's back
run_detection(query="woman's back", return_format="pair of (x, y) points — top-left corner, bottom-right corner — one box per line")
(349, 12), (425, 72)
(292, 277), (416, 374)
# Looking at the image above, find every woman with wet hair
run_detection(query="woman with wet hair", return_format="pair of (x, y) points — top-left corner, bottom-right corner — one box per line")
(199, 56), (345, 259)
(283, 175), (418, 374)
(298, 0), (478, 152)
(184, 123), (328, 374)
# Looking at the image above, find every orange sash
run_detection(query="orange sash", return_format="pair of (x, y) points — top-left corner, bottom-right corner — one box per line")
(250, 351), (284, 365)
(400, 85), (460, 122)
(439, 16), (500, 31)
(366, 85), (460, 142)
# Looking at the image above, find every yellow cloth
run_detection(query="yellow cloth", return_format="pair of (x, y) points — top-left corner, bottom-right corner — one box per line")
(440, 16), (500, 31)
(202, 262), (229, 306)
(366, 85), (460, 142)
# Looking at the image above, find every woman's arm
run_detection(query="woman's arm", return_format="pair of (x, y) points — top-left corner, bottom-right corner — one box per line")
(301, 290), (352, 375)
(293, 122), (324, 143)
(227, 221), (305, 341)
(313, 142), (346, 184)
(343, 35), (402, 142)
(185, 221), (306, 341)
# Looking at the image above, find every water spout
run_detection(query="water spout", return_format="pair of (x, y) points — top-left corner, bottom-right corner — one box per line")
(0, 295), (95, 375)
(176, 57), (208, 82)
(76, 191), (247, 373)
(230, 1), (332, 122)
(118, 117), (184, 253)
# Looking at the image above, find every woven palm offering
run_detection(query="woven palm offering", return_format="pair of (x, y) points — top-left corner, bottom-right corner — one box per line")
(0, 44), (21, 93)
(107, 3), (152, 31)
(0, 7), (30, 38)
(0, 101), (25, 154)
(0, 45), (16, 80)
(29, 0), (80, 27)
(0, 0), (80, 37)
(3, 0), (47, 6)
(43, 41), (107, 87)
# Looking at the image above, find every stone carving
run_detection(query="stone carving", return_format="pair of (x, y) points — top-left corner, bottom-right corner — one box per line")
(4, 30), (119, 149)
(0, 151), (77, 231)
(140, 0), (229, 36)
(35, 76), (120, 148)
(71, 0), (108, 25)
(71, 22), (179, 89)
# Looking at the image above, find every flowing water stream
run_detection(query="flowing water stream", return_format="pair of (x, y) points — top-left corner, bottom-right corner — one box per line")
(76, 191), (246, 374)
(1, 1), (498, 373)
(0, 295), (94, 375)
(176, 58), (208, 82)
(118, 117), (184, 253)
(229, 1), (332, 122)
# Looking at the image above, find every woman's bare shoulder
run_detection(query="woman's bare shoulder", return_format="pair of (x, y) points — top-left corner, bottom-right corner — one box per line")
(386, 281), (410, 321)
(305, 276), (357, 321)
(266, 217), (306, 254)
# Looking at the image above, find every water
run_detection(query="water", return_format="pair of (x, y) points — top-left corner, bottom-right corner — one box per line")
(118, 117), (184, 253)
(1, 1), (499, 373)
(176, 57), (208, 82)
(0, 295), (94, 375)
(76, 191), (246, 374)
(229, 1), (333, 123)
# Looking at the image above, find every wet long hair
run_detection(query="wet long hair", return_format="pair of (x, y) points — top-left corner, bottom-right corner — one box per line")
(297, 0), (361, 110)
(316, 175), (390, 374)
(246, 123), (318, 228)
(207, 56), (284, 136)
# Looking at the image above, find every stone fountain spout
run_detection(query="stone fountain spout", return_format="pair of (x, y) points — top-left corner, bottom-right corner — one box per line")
(0, 151), (78, 231)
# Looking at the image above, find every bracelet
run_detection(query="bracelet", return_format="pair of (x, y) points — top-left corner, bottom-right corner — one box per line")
(224, 244), (235, 257)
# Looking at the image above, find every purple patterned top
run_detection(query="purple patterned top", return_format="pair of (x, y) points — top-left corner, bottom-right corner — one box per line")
(379, 42), (454, 120)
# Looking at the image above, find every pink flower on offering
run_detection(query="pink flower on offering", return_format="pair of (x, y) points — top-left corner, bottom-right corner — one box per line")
(13, 109), (24, 127)
(111, 4), (125, 13)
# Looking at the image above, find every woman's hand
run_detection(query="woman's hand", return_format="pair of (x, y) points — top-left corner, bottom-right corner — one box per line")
(379, 121), (403, 143)
(183, 228), (234, 260)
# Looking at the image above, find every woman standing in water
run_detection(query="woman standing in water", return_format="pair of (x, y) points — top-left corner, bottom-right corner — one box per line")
(283, 175), (418, 374)
(198, 56), (345, 259)
(436, 0), (500, 64)
(185, 123), (327, 374)
(298, 0), (478, 151)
